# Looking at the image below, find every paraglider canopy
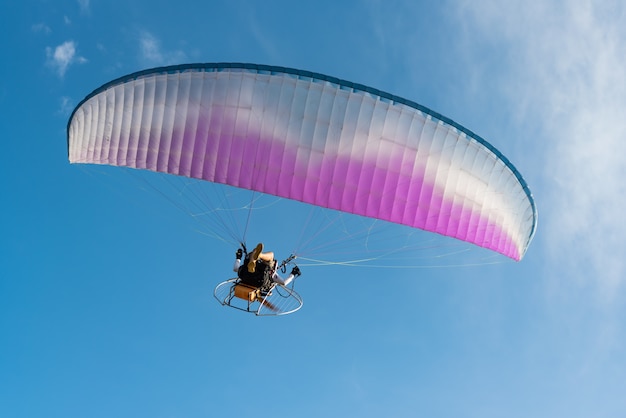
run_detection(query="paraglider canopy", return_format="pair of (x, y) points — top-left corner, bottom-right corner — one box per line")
(67, 63), (537, 261)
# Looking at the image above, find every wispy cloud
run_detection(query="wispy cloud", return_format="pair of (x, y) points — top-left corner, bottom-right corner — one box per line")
(46, 40), (87, 77)
(138, 31), (186, 66)
(31, 23), (51, 34)
(456, 0), (626, 300)
(245, 7), (282, 63)
(58, 96), (74, 116)
(78, 0), (90, 14)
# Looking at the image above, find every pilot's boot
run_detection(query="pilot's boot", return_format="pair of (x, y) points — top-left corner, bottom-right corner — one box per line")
(247, 243), (263, 273)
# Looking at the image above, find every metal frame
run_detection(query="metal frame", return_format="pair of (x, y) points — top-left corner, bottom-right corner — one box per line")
(213, 278), (303, 316)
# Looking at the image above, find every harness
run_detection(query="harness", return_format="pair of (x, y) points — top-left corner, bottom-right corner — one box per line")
(238, 258), (275, 292)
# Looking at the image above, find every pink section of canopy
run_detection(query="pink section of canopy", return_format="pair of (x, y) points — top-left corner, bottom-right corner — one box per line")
(68, 69), (528, 260)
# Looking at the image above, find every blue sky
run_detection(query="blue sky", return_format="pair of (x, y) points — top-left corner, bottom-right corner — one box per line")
(2, 0), (626, 417)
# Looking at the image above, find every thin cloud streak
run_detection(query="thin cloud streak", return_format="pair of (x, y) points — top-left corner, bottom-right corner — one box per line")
(138, 31), (186, 66)
(78, 0), (90, 14)
(457, 0), (626, 301)
(31, 23), (51, 34)
(58, 96), (74, 116)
